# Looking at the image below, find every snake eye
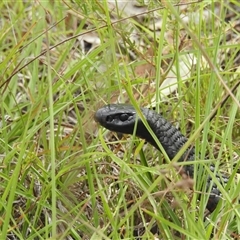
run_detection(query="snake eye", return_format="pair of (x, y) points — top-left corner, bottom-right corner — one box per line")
(120, 113), (128, 121)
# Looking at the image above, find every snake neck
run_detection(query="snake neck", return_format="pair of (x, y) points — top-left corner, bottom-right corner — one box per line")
(138, 108), (195, 177)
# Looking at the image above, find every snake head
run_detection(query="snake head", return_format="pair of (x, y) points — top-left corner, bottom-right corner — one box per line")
(94, 104), (139, 134)
(94, 104), (157, 150)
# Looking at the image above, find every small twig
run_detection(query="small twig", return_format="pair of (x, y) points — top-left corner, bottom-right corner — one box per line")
(209, 80), (240, 122)
(0, 0), (203, 92)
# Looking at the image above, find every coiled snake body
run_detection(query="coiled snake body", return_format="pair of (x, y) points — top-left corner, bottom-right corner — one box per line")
(94, 104), (229, 212)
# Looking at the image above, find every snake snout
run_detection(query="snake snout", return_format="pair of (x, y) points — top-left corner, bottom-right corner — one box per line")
(106, 116), (113, 122)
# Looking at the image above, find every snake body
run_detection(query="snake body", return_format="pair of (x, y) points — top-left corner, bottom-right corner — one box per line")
(94, 104), (229, 212)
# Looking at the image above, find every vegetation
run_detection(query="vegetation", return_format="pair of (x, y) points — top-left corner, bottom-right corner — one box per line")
(0, 1), (239, 239)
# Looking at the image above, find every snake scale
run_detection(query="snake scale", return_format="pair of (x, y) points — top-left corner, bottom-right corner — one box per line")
(94, 104), (229, 212)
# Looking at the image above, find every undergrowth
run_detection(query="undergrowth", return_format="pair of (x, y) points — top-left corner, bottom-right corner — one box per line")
(0, 1), (239, 239)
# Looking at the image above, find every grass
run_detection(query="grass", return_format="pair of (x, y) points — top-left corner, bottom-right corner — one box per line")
(0, 0), (240, 239)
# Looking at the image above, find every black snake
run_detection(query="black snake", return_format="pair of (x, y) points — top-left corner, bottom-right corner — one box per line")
(94, 104), (229, 212)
